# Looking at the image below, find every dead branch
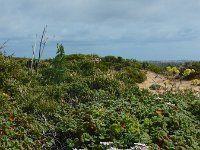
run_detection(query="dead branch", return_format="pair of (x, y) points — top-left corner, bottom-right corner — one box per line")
(30, 34), (37, 72)
(28, 26), (48, 72)
(38, 25), (48, 62)
(0, 40), (9, 51)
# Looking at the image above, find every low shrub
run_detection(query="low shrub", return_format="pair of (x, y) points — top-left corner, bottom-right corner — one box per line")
(0, 52), (199, 149)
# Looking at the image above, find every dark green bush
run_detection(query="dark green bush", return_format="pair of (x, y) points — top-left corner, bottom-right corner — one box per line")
(40, 44), (66, 84)
(116, 67), (146, 84)
(79, 61), (95, 76)
(147, 63), (165, 74)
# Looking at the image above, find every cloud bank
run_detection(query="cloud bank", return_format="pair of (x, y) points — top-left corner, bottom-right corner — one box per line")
(1, 0), (200, 60)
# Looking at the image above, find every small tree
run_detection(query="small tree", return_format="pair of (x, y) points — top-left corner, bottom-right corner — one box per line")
(53, 44), (65, 69)
(41, 43), (66, 84)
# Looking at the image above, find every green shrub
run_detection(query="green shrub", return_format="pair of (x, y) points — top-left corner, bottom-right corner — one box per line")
(147, 63), (164, 74)
(116, 67), (146, 84)
(79, 61), (95, 76)
(0, 53), (199, 149)
(40, 43), (66, 84)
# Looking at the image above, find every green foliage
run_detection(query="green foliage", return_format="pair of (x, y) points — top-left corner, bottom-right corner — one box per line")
(79, 61), (95, 76)
(0, 52), (199, 149)
(182, 68), (195, 78)
(40, 43), (66, 84)
(166, 66), (180, 75)
(176, 62), (200, 80)
(143, 62), (165, 74)
(54, 43), (65, 68)
(191, 79), (200, 85)
(0, 94), (52, 149)
(117, 67), (146, 83)
(103, 56), (122, 63)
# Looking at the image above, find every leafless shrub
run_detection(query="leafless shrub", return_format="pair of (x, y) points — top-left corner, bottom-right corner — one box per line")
(29, 25), (48, 72)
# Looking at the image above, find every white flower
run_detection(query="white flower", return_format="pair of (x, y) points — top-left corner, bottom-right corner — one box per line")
(131, 143), (148, 150)
(154, 97), (163, 100)
(166, 102), (175, 107)
(107, 147), (118, 150)
(100, 141), (113, 145)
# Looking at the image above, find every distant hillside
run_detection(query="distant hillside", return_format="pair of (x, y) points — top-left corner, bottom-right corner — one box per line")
(144, 60), (195, 67)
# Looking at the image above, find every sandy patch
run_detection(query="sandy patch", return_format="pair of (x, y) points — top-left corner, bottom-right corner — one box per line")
(138, 71), (200, 93)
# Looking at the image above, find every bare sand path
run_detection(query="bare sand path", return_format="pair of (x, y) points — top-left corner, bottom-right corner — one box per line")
(138, 71), (200, 93)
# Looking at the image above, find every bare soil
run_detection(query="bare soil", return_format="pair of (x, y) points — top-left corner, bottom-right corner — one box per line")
(138, 71), (200, 93)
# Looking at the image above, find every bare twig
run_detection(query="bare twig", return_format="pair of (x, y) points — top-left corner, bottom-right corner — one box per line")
(0, 40), (9, 51)
(28, 26), (48, 72)
(31, 34), (37, 71)
(41, 37), (48, 58)
(38, 25), (48, 62)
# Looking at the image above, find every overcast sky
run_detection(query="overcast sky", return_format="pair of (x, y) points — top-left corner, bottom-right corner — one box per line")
(1, 0), (200, 60)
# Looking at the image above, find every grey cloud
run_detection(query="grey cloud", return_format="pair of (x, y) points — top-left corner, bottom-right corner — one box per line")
(1, 0), (200, 60)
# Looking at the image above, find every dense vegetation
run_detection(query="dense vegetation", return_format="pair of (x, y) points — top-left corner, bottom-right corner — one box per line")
(0, 46), (199, 149)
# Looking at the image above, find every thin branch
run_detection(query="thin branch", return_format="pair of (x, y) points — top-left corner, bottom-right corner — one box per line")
(31, 34), (37, 71)
(0, 40), (9, 51)
(28, 26), (48, 72)
(41, 37), (48, 58)
(38, 25), (47, 62)
(33, 34), (37, 60)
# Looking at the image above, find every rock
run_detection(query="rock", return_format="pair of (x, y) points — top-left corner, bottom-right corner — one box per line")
(149, 83), (161, 90)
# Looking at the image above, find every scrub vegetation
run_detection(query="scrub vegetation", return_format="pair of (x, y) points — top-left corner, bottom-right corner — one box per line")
(0, 44), (199, 149)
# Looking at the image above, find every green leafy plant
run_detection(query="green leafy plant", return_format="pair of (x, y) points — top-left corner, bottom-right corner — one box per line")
(183, 68), (195, 78)
(0, 51), (199, 149)
(40, 43), (66, 84)
(166, 66), (180, 75)
(191, 79), (200, 85)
